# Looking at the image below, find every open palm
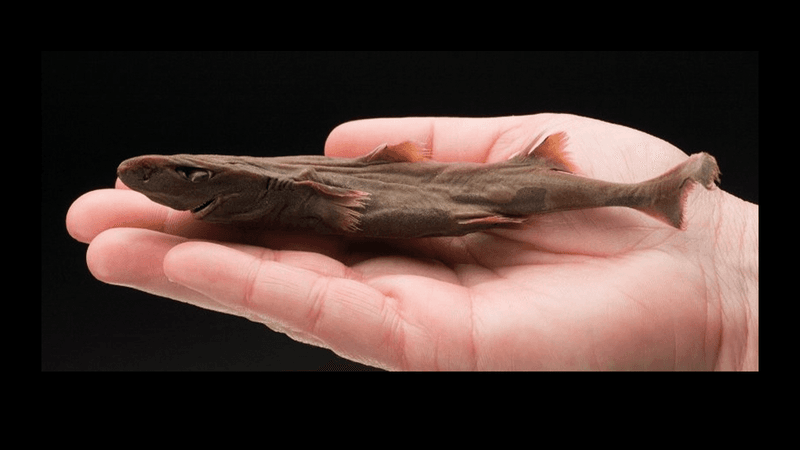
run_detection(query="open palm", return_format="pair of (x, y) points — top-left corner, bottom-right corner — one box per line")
(67, 113), (731, 370)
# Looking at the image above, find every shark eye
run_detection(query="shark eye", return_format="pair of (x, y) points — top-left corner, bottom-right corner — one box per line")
(176, 167), (212, 183)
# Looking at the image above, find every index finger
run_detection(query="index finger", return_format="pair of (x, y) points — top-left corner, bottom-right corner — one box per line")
(66, 188), (239, 244)
(324, 116), (528, 163)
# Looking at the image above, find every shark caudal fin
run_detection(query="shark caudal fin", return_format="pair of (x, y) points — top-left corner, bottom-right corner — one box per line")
(637, 152), (720, 229)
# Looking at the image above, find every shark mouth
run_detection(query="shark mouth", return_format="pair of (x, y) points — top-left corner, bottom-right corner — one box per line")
(190, 196), (219, 218)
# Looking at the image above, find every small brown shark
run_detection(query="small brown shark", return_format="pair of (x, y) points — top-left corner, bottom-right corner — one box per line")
(117, 133), (720, 238)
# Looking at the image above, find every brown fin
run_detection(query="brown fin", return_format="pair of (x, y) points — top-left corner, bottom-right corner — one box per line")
(330, 201), (367, 233)
(634, 152), (720, 229)
(512, 132), (577, 173)
(360, 141), (431, 163)
(458, 215), (526, 226)
(295, 179), (369, 206)
(294, 171), (370, 232)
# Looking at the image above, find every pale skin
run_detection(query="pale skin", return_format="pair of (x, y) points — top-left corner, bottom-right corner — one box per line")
(66, 113), (759, 370)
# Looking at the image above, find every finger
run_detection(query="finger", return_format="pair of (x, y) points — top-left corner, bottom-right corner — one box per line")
(325, 114), (690, 179)
(163, 240), (400, 368)
(68, 186), (363, 262)
(66, 188), (239, 244)
(86, 228), (236, 315)
(115, 177), (131, 190)
(67, 189), (166, 243)
(325, 116), (523, 163)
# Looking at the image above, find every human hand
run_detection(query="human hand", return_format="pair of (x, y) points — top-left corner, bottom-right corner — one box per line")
(66, 113), (758, 370)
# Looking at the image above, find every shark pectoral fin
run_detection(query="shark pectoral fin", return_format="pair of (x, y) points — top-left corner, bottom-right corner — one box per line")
(294, 179), (370, 207)
(294, 170), (371, 232)
(458, 215), (526, 226)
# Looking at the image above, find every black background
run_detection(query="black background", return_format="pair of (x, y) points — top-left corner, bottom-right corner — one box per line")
(42, 51), (758, 371)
